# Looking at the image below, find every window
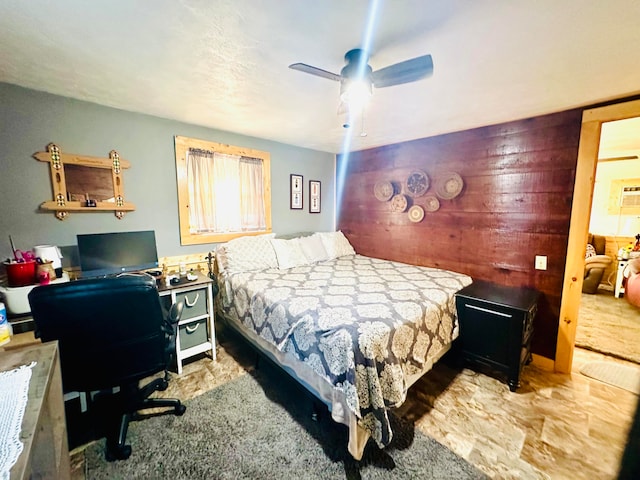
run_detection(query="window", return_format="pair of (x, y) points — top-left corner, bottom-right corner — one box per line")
(607, 178), (640, 215)
(174, 136), (272, 245)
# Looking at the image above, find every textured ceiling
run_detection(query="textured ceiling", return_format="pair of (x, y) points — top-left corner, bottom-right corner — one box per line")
(1, 0), (639, 154)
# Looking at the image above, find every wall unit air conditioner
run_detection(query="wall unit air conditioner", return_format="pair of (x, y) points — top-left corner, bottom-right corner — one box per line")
(621, 186), (640, 207)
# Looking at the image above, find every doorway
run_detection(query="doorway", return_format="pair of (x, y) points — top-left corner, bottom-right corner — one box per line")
(575, 121), (640, 362)
(556, 98), (640, 374)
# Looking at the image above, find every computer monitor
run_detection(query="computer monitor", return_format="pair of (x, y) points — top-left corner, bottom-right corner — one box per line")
(77, 230), (159, 278)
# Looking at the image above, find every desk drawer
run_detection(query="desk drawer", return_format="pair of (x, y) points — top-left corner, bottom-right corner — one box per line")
(176, 288), (208, 320)
(179, 319), (209, 350)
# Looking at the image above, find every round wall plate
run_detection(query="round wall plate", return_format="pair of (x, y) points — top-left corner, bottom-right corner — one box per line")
(374, 181), (394, 201)
(424, 194), (440, 212)
(435, 172), (464, 200)
(390, 194), (409, 212)
(408, 205), (425, 222)
(405, 170), (430, 197)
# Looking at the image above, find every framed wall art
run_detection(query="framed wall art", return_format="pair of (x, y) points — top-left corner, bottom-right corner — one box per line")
(290, 174), (303, 209)
(309, 180), (321, 213)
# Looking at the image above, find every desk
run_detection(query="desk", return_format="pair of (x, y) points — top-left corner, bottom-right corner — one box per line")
(5, 271), (217, 377)
(158, 271), (216, 374)
(0, 341), (70, 479)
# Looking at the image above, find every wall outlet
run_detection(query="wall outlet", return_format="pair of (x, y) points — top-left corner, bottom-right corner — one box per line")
(535, 255), (547, 270)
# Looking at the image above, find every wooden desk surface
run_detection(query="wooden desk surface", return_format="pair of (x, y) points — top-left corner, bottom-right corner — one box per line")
(0, 331), (38, 351)
(157, 269), (212, 294)
(0, 340), (70, 479)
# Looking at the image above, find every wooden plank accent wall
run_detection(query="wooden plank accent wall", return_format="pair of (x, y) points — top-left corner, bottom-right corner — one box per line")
(337, 109), (583, 360)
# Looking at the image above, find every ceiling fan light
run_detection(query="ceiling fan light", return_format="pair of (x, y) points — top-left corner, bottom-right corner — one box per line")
(339, 78), (372, 110)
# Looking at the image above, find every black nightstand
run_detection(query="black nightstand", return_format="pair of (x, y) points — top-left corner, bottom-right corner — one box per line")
(455, 280), (539, 392)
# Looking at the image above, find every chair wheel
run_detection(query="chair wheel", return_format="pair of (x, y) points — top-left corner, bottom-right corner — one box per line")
(175, 404), (187, 416)
(158, 379), (169, 391)
(105, 444), (132, 462)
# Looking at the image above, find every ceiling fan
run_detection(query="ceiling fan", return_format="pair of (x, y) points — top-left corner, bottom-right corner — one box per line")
(289, 48), (434, 118)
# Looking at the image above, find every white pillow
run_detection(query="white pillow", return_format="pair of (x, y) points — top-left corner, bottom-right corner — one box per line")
(298, 234), (329, 263)
(270, 238), (309, 269)
(315, 231), (355, 259)
(223, 234), (278, 273)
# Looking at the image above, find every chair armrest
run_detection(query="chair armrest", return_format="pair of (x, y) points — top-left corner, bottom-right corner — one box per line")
(585, 255), (612, 270)
(162, 301), (184, 335)
(168, 301), (184, 324)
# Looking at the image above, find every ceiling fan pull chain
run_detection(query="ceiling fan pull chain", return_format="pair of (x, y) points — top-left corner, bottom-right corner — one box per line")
(360, 108), (367, 137)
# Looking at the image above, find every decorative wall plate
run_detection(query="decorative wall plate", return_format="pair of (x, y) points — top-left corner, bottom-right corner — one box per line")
(374, 180), (394, 201)
(435, 172), (464, 200)
(424, 194), (440, 212)
(408, 205), (425, 223)
(405, 170), (430, 197)
(390, 194), (409, 212)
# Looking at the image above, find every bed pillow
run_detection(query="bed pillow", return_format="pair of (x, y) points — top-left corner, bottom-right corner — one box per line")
(215, 245), (229, 273)
(315, 231), (356, 259)
(270, 238), (309, 269)
(221, 234), (278, 273)
(298, 234), (329, 263)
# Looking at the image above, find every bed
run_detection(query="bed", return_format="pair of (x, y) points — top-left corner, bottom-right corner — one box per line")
(214, 231), (472, 460)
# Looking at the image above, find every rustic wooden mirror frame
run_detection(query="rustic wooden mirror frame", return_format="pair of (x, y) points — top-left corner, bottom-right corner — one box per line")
(34, 143), (135, 220)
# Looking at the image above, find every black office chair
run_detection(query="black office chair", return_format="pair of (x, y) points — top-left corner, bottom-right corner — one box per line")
(28, 275), (186, 461)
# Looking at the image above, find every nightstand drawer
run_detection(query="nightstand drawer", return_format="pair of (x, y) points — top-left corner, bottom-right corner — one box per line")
(176, 287), (208, 320)
(179, 319), (209, 350)
(457, 301), (512, 365)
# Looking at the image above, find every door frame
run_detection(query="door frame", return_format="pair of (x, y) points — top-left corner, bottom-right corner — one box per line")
(555, 98), (640, 373)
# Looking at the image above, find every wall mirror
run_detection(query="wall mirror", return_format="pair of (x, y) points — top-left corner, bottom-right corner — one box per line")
(34, 143), (135, 220)
(65, 164), (115, 202)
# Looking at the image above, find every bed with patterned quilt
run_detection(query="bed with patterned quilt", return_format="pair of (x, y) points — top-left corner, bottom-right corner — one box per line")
(214, 231), (472, 460)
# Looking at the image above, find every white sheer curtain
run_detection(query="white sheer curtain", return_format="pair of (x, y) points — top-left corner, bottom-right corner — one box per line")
(239, 157), (266, 229)
(187, 149), (265, 233)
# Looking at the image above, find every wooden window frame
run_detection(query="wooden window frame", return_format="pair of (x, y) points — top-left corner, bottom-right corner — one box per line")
(174, 135), (272, 245)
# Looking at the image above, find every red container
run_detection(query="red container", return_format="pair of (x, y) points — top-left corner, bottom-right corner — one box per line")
(4, 261), (37, 287)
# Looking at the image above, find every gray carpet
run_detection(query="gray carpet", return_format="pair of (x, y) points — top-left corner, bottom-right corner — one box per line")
(576, 291), (640, 364)
(85, 362), (487, 479)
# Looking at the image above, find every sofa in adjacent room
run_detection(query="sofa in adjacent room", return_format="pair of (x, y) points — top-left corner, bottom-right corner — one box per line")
(582, 233), (612, 294)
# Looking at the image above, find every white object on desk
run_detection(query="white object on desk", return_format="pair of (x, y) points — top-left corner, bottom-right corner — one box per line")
(615, 259), (629, 299)
(0, 273), (70, 315)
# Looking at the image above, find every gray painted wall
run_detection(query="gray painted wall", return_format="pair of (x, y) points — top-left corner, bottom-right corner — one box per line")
(0, 83), (335, 267)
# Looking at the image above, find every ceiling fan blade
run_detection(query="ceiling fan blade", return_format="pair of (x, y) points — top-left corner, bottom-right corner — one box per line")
(289, 63), (342, 82)
(371, 54), (433, 88)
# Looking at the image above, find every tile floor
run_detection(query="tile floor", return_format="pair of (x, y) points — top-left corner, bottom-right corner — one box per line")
(69, 322), (638, 480)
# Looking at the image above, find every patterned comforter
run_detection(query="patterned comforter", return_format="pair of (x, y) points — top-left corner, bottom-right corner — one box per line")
(219, 254), (472, 449)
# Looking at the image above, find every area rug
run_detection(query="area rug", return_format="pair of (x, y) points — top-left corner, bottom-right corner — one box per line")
(576, 292), (640, 364)
(580, 361), (640, 395)
(84, 363), (487, 479)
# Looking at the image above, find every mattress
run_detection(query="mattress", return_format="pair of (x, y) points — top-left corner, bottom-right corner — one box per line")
(217, 254), (472, 459)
